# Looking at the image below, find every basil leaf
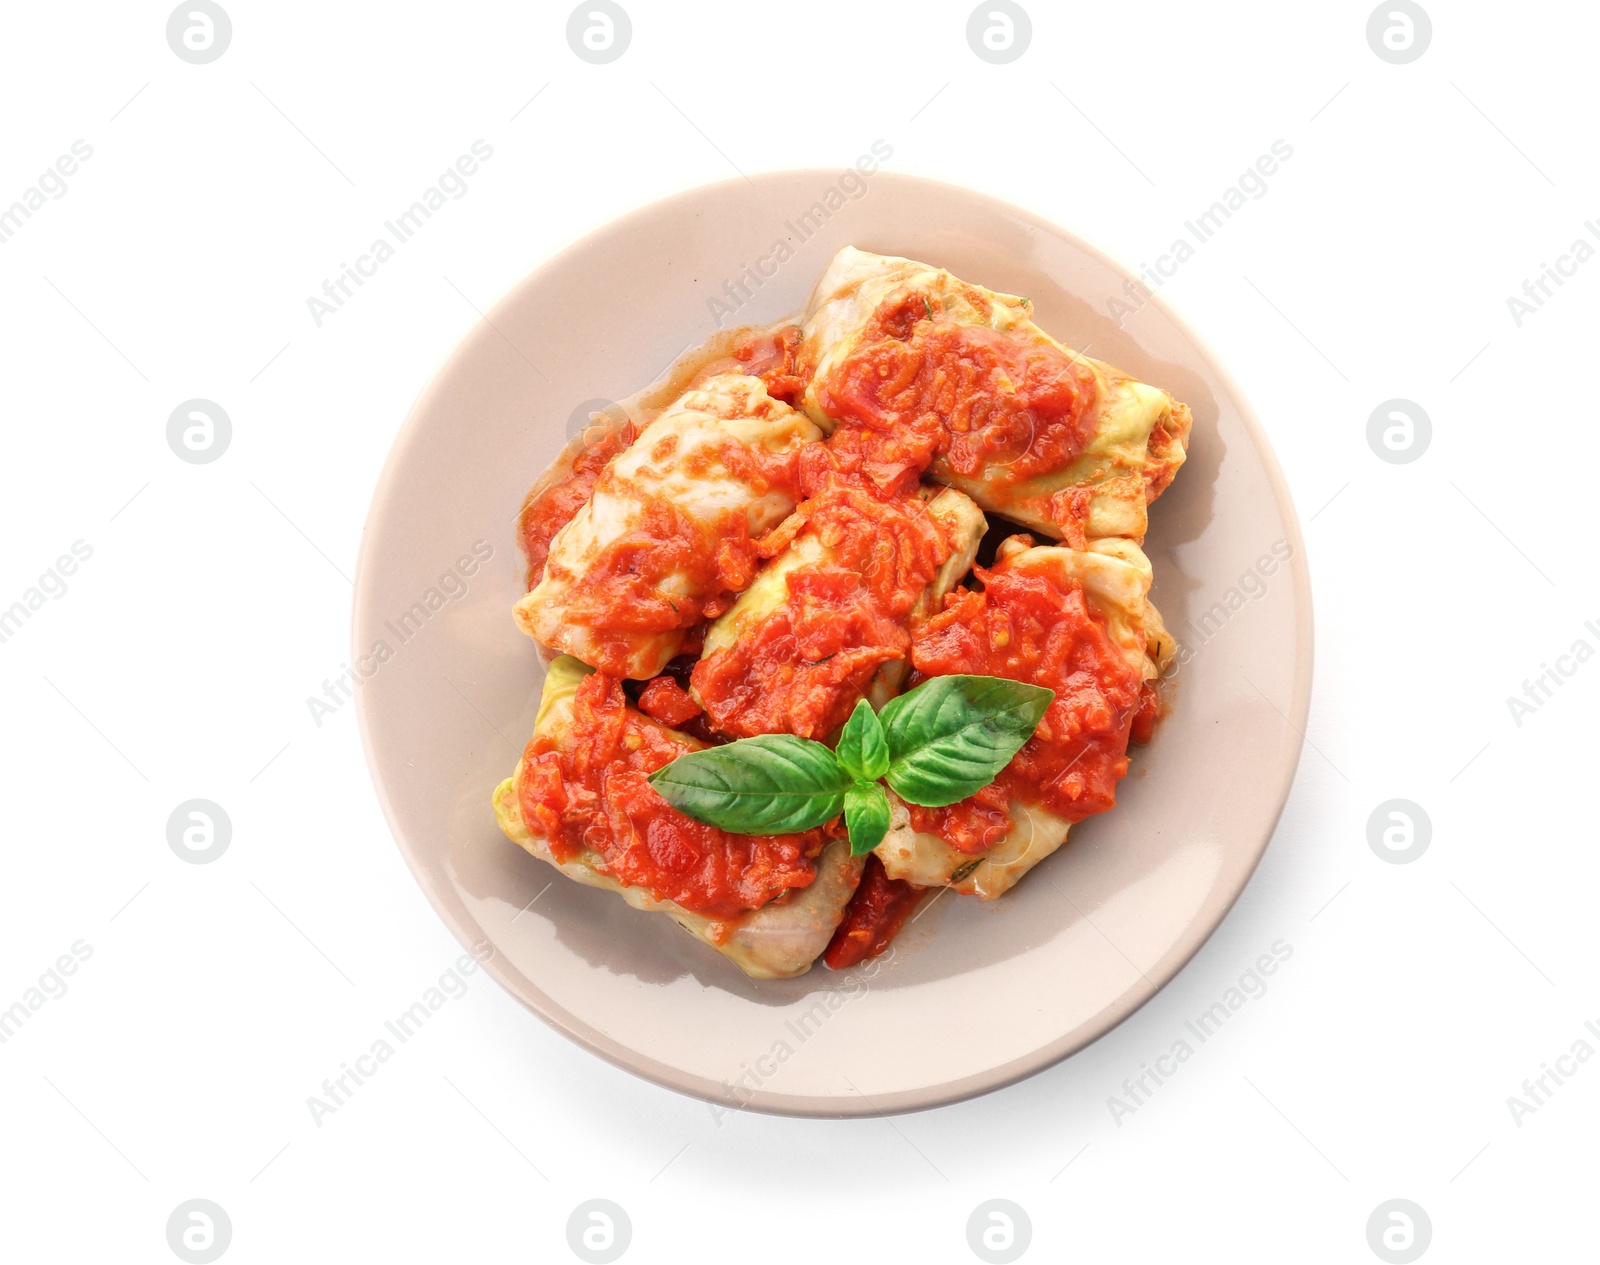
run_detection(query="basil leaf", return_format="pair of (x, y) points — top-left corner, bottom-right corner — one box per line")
(845, 782), (892, 857)
(835, 698), (889, 783)
(880, 674), (1054, 807)
(647, 734), (849, 834)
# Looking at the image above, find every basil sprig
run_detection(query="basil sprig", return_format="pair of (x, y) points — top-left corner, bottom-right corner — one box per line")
(647, 677), (1053, 857)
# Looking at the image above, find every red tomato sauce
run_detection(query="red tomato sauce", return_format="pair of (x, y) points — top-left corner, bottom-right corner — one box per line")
(817, 303), (1099, 494)
(517, 672), (827, 919)
(907, 558), (1144, 848)
(823, 854), (922, 969)
(637, 674), (703, 728)
(690, 482), (951, 739)
(911, 782), (1013, 856)
(1130, 680), (1161, 746)
(734, 324), (806, 406)
(518, 426), (632, 589)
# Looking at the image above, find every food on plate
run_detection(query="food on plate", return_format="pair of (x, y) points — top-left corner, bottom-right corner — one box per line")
(691, 485), (987, 740)
(874, 534), (1174, 897)
(494, 246), (1190, 978)
(797, 247), (1190, 545)
(513, 373), (822, 679)
(493, 656), (863, 979)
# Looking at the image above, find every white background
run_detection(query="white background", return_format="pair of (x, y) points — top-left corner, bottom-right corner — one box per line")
(1, 1), (1594, 1261)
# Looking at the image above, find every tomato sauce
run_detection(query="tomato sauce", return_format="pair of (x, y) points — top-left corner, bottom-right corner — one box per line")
(1130, 680), (1161, 746)
(734, 324), (806, 406)
(518, 426), (632, 589)
(690, 481), (951, 739)
(909, 782), (1013, 856)
(907, 559), (1145, 848)
(817, 303), (1099, 493)
(517, 672), (827, 918)
(823, 854), (922, 969)
(637, 674), (703, 728)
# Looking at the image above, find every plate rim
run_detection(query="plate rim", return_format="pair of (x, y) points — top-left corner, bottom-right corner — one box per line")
(352, 168), (1315, 1118)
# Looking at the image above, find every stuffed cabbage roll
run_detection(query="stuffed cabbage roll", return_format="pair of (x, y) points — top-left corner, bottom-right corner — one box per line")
(514, 373), (823, 679)
(690, 485), (986, 740)
(874, 535), (1175, 896)
(797, 247), (1190, 545)
(493, 656), (862, 979)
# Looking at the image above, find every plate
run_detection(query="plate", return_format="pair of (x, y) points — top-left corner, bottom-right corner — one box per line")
(353, 171), (1312, 1117)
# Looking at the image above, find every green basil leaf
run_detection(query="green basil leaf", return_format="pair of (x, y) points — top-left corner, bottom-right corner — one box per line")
(880, 674), (1054, 807)
(845, 782), (892, 857)
(834, 698), (889, 783)
(647, 734), (849, 834)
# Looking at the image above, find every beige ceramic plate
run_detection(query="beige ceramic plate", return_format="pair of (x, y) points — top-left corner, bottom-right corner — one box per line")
(353, 171), (1312, 1117)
